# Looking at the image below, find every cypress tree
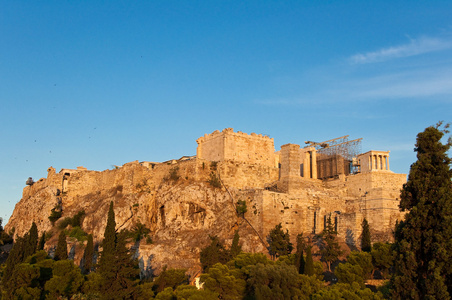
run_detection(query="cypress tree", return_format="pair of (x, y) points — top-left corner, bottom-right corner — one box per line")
(320, 214), (343, 271)
(98, 202), (139, 299)
(99, 202), (116, 279)
(101, 230), (139, 299)
(38, 231), (46, 251)
(54, 230), (68, 261)
(295, 234), (306, 274)
(102, 202), (116, 259)
(230, 230), (242, 258)
(2, 236), (25, 285)
(23, 222), (38, 258)
(83, 234), (94, 274)
(361, 218), (371, 252)
(304, 245), (314, 276)
(392, 123), (452, 299)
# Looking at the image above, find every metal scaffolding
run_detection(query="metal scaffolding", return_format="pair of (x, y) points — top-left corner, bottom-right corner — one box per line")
(305, 135), (363, 178)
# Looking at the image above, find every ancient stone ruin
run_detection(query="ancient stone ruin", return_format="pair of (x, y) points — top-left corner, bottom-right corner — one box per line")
(7, 128), (406, 274)
(196, 128), (406, 244)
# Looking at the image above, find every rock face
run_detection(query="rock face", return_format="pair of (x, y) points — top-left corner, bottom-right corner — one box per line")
(6, 128), (407, 276)
(6, 161), (265, 276)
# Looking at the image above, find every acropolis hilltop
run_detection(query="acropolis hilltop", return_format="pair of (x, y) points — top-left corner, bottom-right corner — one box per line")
(7, 128), (407, 274)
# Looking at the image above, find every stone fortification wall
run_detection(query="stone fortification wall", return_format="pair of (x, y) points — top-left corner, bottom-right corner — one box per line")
(196, 128), (277, 168)
(216, 160), (279, 189)
(344, 172), (406, 198)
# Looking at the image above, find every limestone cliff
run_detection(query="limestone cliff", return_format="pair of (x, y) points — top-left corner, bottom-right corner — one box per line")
(6, 160), (266, 277)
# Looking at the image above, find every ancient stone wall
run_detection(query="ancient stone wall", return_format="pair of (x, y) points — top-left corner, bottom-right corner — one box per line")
(196, 128), (276, 168)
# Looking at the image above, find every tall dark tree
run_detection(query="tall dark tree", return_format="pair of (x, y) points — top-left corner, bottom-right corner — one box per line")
(99, 202), (116, 276)
(83, 234), (94, 274)
(54, 231), (68, 261)
(38, 231), (46, 251)
(267, 223), (293, 260)
(392, 124), (452, 299)
(361, 218), (371, 252)
(100, 230), (139, 299)
(98, 202), (139, 299)
(304, 245), (315, 276)
(2, 236), (26, 285)
(230, 230), (242, 258)
(101, 202), (116, 260)
(295, 234), (306, 274)
(320, 214), (343, 271)
(200, 236), (230, 272)
(23, 222), (38, 258)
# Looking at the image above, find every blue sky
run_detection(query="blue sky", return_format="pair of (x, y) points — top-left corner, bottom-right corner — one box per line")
(1, 1), (451, 224)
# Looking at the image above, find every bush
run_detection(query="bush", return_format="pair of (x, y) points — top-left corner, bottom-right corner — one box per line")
(70, 210), (85, 227)
(129, 222), (151, 242)
(58, 217), (72, 230)
(66, 226), (88, 242)
(169, 167), (180, 181)
(209, 172), (221, 188)
(236, 200), (247, 217)
(48, 205), (62, 225)
(57, 210), (85, 230)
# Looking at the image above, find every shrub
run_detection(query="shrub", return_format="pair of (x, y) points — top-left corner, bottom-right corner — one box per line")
(236, 200), (247, 217)
(129, 222), (151, 242)
(66, 226), (88, 242)
(70, 210), (85, 227)
(58, 217), (72, 230)
(49, 204), (62, 225)
(57, 210), (86, 230)
(209, 172), (221, 188)
(169, 167), (180, 181)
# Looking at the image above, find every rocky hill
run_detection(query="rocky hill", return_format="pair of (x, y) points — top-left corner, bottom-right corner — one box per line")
(6, 160), (266, 277)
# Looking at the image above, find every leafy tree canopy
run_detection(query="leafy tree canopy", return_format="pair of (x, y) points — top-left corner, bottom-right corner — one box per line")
(392, 123), (452, 299)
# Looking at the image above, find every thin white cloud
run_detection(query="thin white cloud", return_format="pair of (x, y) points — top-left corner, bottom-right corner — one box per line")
(341, 67), (452, 99)
(350, 36), (452, 64)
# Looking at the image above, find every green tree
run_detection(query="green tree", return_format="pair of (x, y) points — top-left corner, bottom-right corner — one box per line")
(101, 201), (116, 263)
(44, 260), (84, 299)
(304, 245), (315, 276)
(361, 218), (371, 252)
(54, 230), (68, 261)
(152, 268), (188, 293)
(371, 242), (392, 279)
(295, 234), (306, 274)
(82, 234), (94, 274)
(129, 221), (151, 243)
(267, 223), (293, 260)
(230, 230), (242, 258)
(200, 263), (246, 300)
(247, 262), (303, 299)
(200, 236), (230, 272)
(174, 284), (219, 300)
(2, 235), (26, 287)
(23, 222), (38, 258)
(98, 202), (140, 299)
(347, 251), (373, 280)
(2, 250), (54, 300)
(335, 262), (365, 286)
(312, 282), (384, 300)
(38, 231), (46, 251)
(320, 214), (343, 271)
(392, 124), (452, 299)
